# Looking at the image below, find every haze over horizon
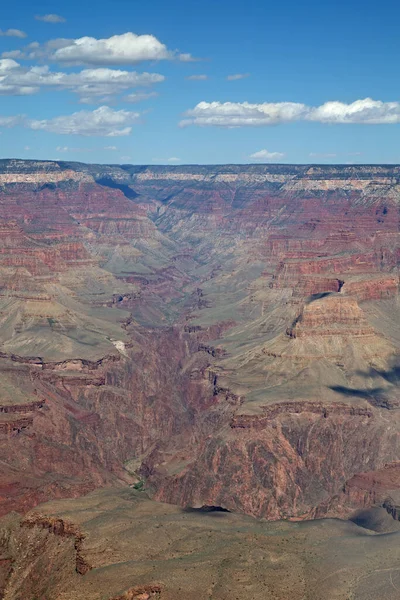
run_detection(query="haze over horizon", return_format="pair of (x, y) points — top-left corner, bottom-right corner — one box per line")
(1, 0), (400, 165)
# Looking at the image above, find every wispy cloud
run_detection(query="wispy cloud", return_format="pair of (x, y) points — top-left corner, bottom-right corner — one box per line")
(152, 157), (182, 163)
(0, 59), (164, 102)
(0, 29), (27, 38)
(226, 73), (250, 81)
(56, 145), (118, 152)
(29, 105), (140, 136)
(0, 115), (24, 127)
(186, 74), (208, 81)
(123, 91), (158, 103)
(309, 152), (337, 158)
(181, 98), (400, 127)
(35, 14), (66, 23)
(56, 146), (91, 152)
(249, 149), (285, 161)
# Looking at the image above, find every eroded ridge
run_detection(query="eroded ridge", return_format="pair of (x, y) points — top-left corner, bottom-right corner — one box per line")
(21, 514), (91, 574)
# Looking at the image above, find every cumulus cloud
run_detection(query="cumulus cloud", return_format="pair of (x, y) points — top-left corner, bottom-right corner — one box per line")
(0, 60), (165, 101)
(186, 74), (208, 80)
(180, 101), (308, 127)
(0, 29), (27, 38)
(249, 149), (285, 161)
(308, 99), (400, 124)
(226, 73), (249, 81)
(123, 91), (158, 103)
(29, 105), (140, 136)
(181, 98), (400, 127)
(28, 32), (193, 65)
(35, 14), (66, 23)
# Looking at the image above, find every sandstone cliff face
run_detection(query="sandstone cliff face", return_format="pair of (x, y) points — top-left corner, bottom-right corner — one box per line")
(0, 160), (398, 521)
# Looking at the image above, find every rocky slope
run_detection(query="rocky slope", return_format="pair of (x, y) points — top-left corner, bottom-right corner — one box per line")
(0, 159), (398, 529)
(3, 487), (400, 600)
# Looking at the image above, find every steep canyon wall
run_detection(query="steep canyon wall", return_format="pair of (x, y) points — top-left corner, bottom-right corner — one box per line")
(0, 160), (398, 521)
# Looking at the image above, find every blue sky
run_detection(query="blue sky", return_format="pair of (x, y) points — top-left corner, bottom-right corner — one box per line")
(0, 0), (399, 164)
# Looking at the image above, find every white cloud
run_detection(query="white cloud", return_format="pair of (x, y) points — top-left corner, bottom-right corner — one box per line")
(29, 105), (140, 136)
(179, 53), (196, 62)
(249, 149), (285, 161)
(55, 146), (93, 152)
(0, 59), (20, 71)
(181, 98), (400, 127)
(186, 74), (208, 81)
(1, 50), (26, 59)
(152, 157), (182, 163)
(55, 144), (118, 152)
(0, 29), (27, 38)
(30, 32), (193, 65)
(308, 98), (400, 124)
(35, 14), (66, 23)
(123, 91), (158, 103)
(0, 61), (165, 101)
(180, 101), (308, 127)
(226, 73), (249, 81)
(309, 152), (337, 158)
(0, 115), (23, 127)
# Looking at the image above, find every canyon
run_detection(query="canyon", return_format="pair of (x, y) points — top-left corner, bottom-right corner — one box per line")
(0, 159), (399, 598)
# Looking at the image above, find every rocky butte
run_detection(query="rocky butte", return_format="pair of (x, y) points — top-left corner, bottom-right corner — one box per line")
(0, 159), (399, 599)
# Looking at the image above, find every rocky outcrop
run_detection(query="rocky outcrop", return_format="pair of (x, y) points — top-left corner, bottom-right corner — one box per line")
(342, 275), (399, 301)
(287, 295), (375, 338)
(231, 402), (372, 428)
(0, 400), (44, 413)
(0, 416), (33, 434)
(109, 586), (162, 600)
(310, 461), (400, 519)
(21, 514), (91, 574)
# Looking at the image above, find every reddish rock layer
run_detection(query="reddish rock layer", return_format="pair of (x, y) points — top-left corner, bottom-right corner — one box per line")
(0, 160), (398, 522)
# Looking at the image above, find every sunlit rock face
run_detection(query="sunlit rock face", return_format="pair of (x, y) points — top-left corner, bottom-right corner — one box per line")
(0, 159), (398, 521)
